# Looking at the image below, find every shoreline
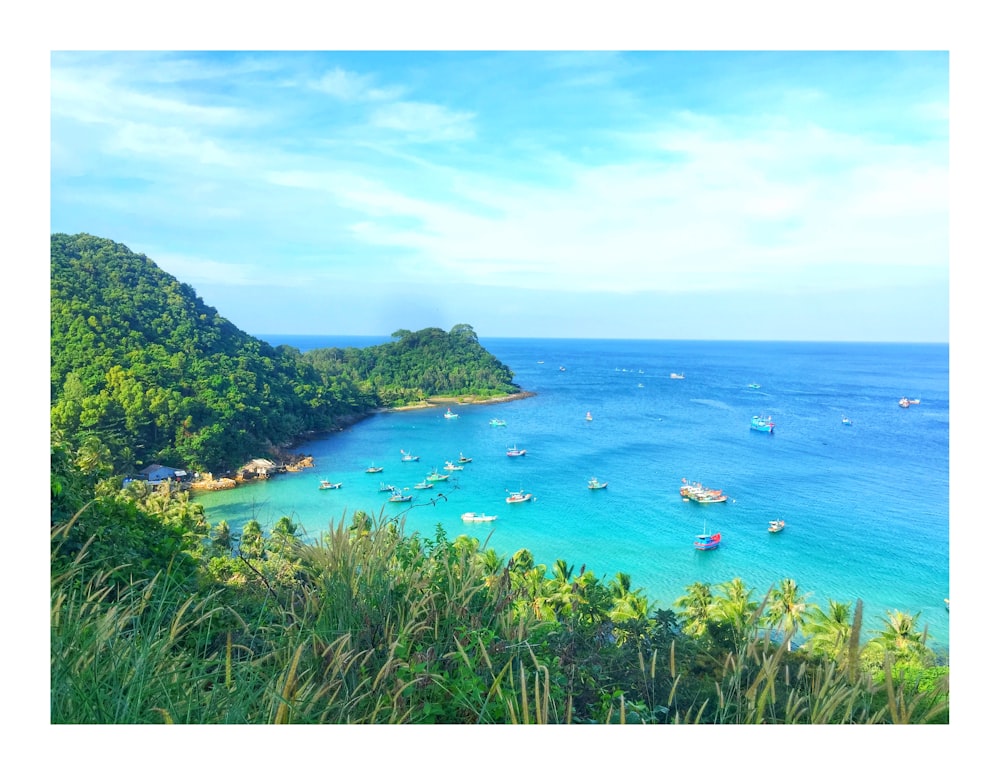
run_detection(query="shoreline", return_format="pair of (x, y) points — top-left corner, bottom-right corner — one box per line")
(385, 390), (537, 413)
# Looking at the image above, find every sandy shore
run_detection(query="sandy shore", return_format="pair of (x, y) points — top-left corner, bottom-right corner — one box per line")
(388, 391), (537, 412)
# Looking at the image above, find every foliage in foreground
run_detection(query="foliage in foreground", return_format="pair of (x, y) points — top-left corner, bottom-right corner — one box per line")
(51, 445), (949, 724)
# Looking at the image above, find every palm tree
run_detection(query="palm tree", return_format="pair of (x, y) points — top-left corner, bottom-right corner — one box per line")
(802, 599), (853, 663)
(674, 581), (714, 638)
(710, 577), (761, 649)
(211, 519), (233, 555)
(869, 610), (934, 670)
(764, 578), (815, 650)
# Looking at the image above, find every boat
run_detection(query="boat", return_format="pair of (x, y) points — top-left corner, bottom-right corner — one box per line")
(899, 397), (911, 408)
(426, 470), (450, 482)
(506, 489), (533, 504)
(365, 463), (384, 473)
(506, 445), (527, 457)
(444, 408), (459, 419)
(842, 416), (852, 426)
(694, 531), (722, 551)
(443, 461), (464, 471)
(585, 411), (593, 421)
(680, 479), (728, 504)
(400, 449), (420, 462)
(377, 482), (396, 492)
(944, 598), (950, 611)
(748, 382), (761, 389)
(413, 480), (435, 490)
(457, 453), (473, 464)
(750, 415), (775, 433)
(670, 373), (685, 380)
(489, 418), (507, 427)
(768, 519), (785, 533)
(461, 512), (498, 522)
(319, 479), (342, 490)
(910, 399), (921, 405)
(637, 383), (644, 388)
(587, 477), (608, 490)
(388, 489), (413, 503)
(559, 366), (566, 372)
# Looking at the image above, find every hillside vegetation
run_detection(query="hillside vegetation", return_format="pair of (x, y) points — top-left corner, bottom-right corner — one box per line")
(50, 234), (520, 473)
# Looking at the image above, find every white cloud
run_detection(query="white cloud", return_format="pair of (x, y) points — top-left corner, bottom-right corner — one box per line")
(369, 102), (476, 141)
(311, 67), (404, 102)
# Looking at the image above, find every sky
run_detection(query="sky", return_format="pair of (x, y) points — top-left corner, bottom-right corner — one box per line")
(49, 47), (950, 342)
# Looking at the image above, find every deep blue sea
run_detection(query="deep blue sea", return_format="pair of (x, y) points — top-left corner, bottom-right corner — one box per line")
(195, 336), (950, 652)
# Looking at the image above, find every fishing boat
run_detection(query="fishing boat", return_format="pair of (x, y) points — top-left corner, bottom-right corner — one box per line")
(842, 416), (852, 426)
(426, 470), (450, 482)
(457, 453), (473, 464)
(443, 461), (464, 471)
(670, 373), (685, 380)
(559, 366), (566, 372)
(365, 463), (384, 473)
(899, 397), (911, 408)
(489, 418), (507, 427)
(748, 382), (761, 389)
(680, 479), (728, 504)
(413, 480), (435, 490)
(461, 512), (498, 522)
(400, 449), (420, 462)
(319, 479), (342, 490)
(378, 482), (396, 492)
(694, 531), (722, 551)
(506, 445), (527, 457)
(587, 477), (608, 490)
(444, 408), (459, 419)
(768, 519), (785, 533)
(585, 411), (593, 421)
(750, 415), (775, 433)
(388, 489), (413, 503)
(505, 489), (533, 504)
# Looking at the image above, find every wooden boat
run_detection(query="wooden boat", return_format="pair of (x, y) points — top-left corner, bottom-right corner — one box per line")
(506, 445), (527, 457)
(680, 479), (728, 503)
(694, 532), (722, 551)
(388, 489), (413, 503)
(750, 415), (775, 433)
(768, 519), (785, 533)
(444, 408), (459, 419)
(413, 480), (435, 490)
(587, 477), (608, 490)
(365, 463), (384, 473)
(319, 479), (342, 490)
(461, 512), (498, 522)
(505, 489), (533, 504)
(400, 449), (420, 462)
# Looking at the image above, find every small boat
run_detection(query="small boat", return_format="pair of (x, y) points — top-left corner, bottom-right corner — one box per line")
(670, 373), (685, 380)
(444, 408), (459, 419)
(587, 477), (608, 490)
(413, 480), (435, 490)
(748, 382), (761, 389)
(559, 366), (566, 372)
(377, 482), (396, 492)
(585, 411), (593, 421)
(910, 399), (920, 405)
(768, 519), (785, 533)
(506, 445), (527, 457)
(694, 532), (722, 551)
(319, 479), (342, 490)
(944, 598), (950, 611)
(506, 489), (533, 504)
(680, 479), (729, 504)
(443, 461), (464, 471)
(457, 453), (473, 464)
(400, 449), (420, 462)
(750, 415), (775, 433)
(461, 512), (498, 522)
(489, 418), (507, 427)
(388, 489), (413, 503)
(637, 383), (644, 388)
(842, 416), (852, 426)
(365, 463), (384, 473)
(426, 470), (450, 482)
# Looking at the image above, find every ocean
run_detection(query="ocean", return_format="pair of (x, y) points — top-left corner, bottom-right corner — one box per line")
(195, 336), (950, 652)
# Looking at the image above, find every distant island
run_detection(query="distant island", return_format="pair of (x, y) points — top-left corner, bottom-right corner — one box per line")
(50, 233), (524, 475)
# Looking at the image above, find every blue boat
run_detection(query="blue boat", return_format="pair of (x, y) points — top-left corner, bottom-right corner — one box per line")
(751, 415), (775, 433)
(694, 531), (722, 551)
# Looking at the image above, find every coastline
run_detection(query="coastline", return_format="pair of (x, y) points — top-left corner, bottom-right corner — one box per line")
(386, 390), (537, 413)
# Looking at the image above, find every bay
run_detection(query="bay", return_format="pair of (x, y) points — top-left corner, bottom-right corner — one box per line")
(196, 337), (950, 652)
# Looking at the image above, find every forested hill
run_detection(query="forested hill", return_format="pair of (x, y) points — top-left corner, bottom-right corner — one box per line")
(50, 234), (520, 473)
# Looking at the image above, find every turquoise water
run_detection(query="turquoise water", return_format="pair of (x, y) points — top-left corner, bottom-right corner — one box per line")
(196, 337), (950, 652)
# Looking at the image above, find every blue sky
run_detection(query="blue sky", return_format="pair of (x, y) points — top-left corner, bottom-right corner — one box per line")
(50, 50), (949, 341)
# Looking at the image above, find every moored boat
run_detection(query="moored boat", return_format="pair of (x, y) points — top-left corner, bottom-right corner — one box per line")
(748, 382), (761, 389)
(899, 397), (912, 408)
(444, 408), (459, 419)
(413, 480), (434, 490)
(694, 532), (722, 550)
(426, 470), (450, 482)
(388, 488), (413, 503)
(400, 449), (420, 462)
(443, 461), (464, 471)
(505, 489), (533, 504)
(670, 372), (685, 380)
(585, 411), (593, 421)
(378, 482), (395, 492)
(680, 479), (729, 504)
(768, 519), (785, 533)
(587, 477), (608, 490)
(842, 416), (852, 426)
(750, 415), (775, 433)
(461, 512), (498, 522)
(457, 453), (473, 464)
(506, 445), (527, 457)
(489, 418), (507, 427)
(319, 479), (342, 490)
(365, 463), (384, 473)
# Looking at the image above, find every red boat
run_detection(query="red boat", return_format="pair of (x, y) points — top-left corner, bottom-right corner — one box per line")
(694, 532), (722, 551)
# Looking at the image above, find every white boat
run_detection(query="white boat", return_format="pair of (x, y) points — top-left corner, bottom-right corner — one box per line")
(444, 408), (459, 419)
(670, 373), (685, 380)
(461, 512), (498, 522)
(506, 445), (527, 457)
(443, 461), (464, 471)
(842, 416), (852, 426)
(426, 470), (450, 482)
(319, 479), (342, 490)
(585, 411), (593, 421)
(388, 489), (413, 503)
(378, 482), (396, 492)
(489, 418), (507, 427)
(413, 480), (435, 490)
(365, 463), (384, 473)
(400, 449), (420, 462)
(505, 489), (533, 504)
(587, 477), (608, 490)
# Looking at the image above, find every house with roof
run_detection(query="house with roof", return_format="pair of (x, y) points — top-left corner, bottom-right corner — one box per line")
(137, 464), (187, 482)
